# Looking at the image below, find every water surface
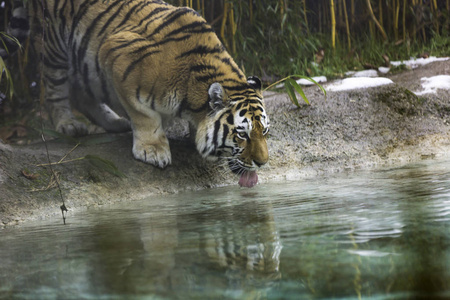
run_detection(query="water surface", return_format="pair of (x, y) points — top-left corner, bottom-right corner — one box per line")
(1, 159), (450, 299)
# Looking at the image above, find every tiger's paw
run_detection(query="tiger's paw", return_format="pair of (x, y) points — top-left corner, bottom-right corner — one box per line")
(132, 141), (172, 169)
(56, 119), (89, 137)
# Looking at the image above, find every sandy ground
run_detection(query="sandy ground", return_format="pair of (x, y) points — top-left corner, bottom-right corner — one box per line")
(1, 60), (449, 226)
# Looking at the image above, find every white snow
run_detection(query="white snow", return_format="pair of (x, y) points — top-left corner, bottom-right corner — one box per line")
(391, 56), (449, 69)
(414, 75), (450, 95)
(276, 76), (327, 88)
(378, 67), (390, 74)
(326, 77), (394, 92)
(296, 76), (327, 86)
(270, 56), (447, 93)
(345, 70), (378, 78)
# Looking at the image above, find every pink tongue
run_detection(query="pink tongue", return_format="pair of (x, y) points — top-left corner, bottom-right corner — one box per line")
(238, 171), (258, 188)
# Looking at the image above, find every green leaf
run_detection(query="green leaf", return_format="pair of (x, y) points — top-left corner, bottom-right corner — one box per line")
(264, 74), (327, 107)
(41, 128), (79, 144)
(284, 79), (300, 108)
(84, 155), (126, 178)
(0, 57), (5, 84)
(289, 78), (310, 105)
(294, 75), (327, 97)
(0, 57), (14, 99)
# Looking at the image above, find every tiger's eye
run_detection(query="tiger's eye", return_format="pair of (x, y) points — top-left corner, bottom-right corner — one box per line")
(237, 132), (248, 139)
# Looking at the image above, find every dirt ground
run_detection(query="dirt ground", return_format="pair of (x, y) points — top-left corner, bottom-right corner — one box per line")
(1, 59), (449, 226)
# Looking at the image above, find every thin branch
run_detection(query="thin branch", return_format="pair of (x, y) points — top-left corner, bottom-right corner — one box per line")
(35, 156), (86, 167)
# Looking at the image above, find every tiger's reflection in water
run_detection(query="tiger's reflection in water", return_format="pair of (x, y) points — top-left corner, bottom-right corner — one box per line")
(87, 198), (281, 297)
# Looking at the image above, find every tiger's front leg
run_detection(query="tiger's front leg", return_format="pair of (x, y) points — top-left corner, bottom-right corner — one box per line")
(126, 105), (172, 169)
(99, 32), (172, 168)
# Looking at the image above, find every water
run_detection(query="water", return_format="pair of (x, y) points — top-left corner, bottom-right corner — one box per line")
(1, 159), (450, 300)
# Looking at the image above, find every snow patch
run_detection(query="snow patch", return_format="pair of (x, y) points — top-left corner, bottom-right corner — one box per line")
(345, 70), (379, 78)
(296, 76), (327, 86)
(414, 75), (450, 95)
(276, 76), (327, 88)
(391, 56), (449, 69)
(378, 67), (390, 74)
(326, 77), (394, 92)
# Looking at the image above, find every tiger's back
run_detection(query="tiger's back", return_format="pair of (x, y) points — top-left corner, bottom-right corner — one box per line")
(34, 0), (245, 118)
(9, 0), (270, 187)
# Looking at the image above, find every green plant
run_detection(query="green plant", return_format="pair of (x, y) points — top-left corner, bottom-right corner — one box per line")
(265, 75), (327, 107)
(0, 32), (22, 99)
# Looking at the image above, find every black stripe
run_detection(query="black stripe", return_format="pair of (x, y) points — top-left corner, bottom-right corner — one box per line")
(202, 134), (209, 155)
(131, 35), (191, 55)
(239, 109), (248, 117)
(104, 37), (148, 61)
(83, 63), (95, 98)
(69, 0), (75, 16)
(58, 2), (68, 40)
(46, 25), (67, 58)
(71, 42), (78, 73)
(43, 44), (68, 64)
(97, 0), (138, 37)
(229, 96), (246, 101)
(146, 7), (193, 39)
(100, 76), (111, 106)
(122, 50), (161, 82)
(53, 0), (61, 20)
(178, 96), (209, 114)
(227, 114), (234, 125)
(77, 0), (123, 68)
(178, 45), (223, 58)
(223, 84), (251, 92)
(235, 102), (247, 110)
(44, 57), (69, 70)
(213, 119), (221, 148)
(195, 72), (225, 82)
(164, 21), (209, 38)
(221, 124), (229, 148)
(129, 6), (170, 33)
(45, 75), (68, 86)
(190, 65), (217, 73)
(136, 86), (141, 102)
(70, 0), (99, 44)
(145, 86), (155, 109)
(218, 57), (245, 79)
(111, 1), (150, 32)
(222, 78), (243, 85)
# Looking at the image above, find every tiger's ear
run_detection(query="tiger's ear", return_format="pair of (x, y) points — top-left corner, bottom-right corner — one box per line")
(208, 82), (226, 111)
(247, 76), (262, 91)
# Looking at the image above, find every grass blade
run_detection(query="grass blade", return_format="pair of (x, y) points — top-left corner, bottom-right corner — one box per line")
(84, 154), (126, 178)
(290, 79), (310, 105)
(41, 128), (79, 144)
(294, 75), (327, 97)
(284, 78), (300, 108)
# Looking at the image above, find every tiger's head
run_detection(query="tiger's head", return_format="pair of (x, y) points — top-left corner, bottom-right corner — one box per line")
(196, 76), (269, 188)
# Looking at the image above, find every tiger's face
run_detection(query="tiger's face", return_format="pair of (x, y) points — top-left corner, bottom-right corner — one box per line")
(196, 77), (269, 187)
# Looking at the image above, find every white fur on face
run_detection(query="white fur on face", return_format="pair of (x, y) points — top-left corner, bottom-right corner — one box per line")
(235, 111), (252, 138)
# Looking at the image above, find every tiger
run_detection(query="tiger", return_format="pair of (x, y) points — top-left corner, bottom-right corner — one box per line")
(1, 0), (270, 188)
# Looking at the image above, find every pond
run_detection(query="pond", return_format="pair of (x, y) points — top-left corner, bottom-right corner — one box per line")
(1, 158), (450, 299)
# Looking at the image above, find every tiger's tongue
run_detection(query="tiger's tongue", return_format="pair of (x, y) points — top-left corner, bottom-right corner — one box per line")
(238, 170), (258, 188)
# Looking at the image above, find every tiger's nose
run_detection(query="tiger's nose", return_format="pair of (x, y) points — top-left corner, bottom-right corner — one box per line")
(253, 156), (268, 168)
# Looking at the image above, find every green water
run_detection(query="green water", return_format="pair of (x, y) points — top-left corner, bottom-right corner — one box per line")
(1, 159), (450, 300)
